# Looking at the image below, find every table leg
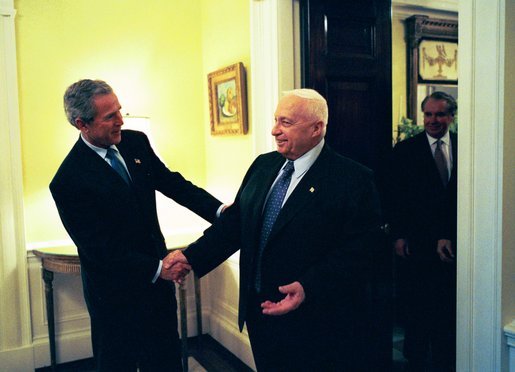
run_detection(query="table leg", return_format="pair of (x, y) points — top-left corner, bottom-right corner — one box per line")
(42, 268), (57, 372)
(178, 282), (188, 372)
(194, 274), (203, 350)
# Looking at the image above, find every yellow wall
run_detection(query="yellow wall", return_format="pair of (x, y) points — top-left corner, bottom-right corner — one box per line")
(15, 0), (225, 245)
(200, 0), (253, 202)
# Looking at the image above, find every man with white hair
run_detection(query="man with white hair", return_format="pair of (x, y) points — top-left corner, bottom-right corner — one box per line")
(168, 89), (382, 370)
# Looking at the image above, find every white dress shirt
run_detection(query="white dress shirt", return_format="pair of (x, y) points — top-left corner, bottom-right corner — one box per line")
(265, 139), (325, 208)
(426, 131), (453, 179)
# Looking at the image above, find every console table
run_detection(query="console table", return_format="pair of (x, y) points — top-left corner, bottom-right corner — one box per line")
(33, 244), (202, 372)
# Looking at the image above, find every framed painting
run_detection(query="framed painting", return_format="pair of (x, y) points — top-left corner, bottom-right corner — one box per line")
(208, 62), (248, 135)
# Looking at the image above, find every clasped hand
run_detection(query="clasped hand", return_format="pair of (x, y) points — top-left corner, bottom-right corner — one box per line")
(159, 250), (191, 284)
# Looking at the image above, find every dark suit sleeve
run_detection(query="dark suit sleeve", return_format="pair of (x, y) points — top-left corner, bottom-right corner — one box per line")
(135, 132), (222, 223)
(183, 203), (242, 277)
(182, 156), (263, 276)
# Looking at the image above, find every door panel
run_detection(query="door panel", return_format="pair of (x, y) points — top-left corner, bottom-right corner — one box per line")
(301, 0), (392, 173)
(301, 1), (393, 370)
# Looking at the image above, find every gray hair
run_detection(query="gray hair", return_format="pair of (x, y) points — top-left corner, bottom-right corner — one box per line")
(63, 79), (113, 127)
(283, 89), (329, 125)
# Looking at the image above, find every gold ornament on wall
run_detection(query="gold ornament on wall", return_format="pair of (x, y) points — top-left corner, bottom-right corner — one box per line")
(419, 40), (458, 81)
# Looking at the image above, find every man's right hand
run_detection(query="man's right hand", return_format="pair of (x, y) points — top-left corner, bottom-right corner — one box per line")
(394, 238), (410, 258)
(159, 250), (191, 284)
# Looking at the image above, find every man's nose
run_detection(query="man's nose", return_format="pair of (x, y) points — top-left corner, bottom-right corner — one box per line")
(271, 122), (280, 135)
(116, 112), (124, 125)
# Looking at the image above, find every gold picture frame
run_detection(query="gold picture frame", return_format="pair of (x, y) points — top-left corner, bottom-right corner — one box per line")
(208, 62), (248, 135)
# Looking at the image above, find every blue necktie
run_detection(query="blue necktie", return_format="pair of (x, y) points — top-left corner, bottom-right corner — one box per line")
(106, 148), (131, 185)
(255, 160), (295, 292)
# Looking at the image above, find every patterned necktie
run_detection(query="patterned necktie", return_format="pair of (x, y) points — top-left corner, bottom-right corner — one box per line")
(255, 160), (295, 292)
(106, 148), (131, 185)
(434, 139), (448, 187)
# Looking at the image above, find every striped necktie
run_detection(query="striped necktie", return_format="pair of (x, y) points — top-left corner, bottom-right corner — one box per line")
(106, 148), (131, 185)
(434, 139), (448, 187)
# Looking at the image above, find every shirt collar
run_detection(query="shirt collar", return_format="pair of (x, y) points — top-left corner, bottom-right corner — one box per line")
(80, 133), (120, 159)
(426, 130), (450, 146)
(283, 139), (325, 179)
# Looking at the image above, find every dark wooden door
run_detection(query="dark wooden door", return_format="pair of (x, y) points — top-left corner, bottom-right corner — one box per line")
(300, 0), (392, 173)
(300, 1), (393, 370)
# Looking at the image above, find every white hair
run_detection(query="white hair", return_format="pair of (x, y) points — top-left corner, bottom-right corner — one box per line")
(282, 89), (329, 125)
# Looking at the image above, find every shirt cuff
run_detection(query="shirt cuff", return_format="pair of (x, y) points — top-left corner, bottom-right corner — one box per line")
(216, 204), (226, 218)
(152, 260), (163, 283)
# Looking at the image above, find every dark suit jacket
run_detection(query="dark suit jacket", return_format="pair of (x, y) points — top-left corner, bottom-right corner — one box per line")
(50, 130), (221, 317)
(184, 144), (382, 362)
(390, 131), (458, 257)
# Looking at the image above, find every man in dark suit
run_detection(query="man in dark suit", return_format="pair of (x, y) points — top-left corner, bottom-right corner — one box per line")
(166, 89), (382, 371)
(390, 91), (457, 371)
(50, 79), (223, 371)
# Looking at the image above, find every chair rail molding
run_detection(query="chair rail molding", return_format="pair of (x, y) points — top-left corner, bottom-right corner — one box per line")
(0, 0), (34, 370)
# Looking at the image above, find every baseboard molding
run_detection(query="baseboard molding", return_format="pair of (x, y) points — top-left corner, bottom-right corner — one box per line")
(0, 345), (35, 372)
(32, 328), (92, 368)
(208, 308), (255, 370)
(0, 329), (92, 371)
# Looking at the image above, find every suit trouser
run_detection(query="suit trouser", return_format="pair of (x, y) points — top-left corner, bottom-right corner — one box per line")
(245, 291), (322, 372)
(89, 280), (183, 372)
(399, 256), (456, 370)
(245, 290), (371, 372)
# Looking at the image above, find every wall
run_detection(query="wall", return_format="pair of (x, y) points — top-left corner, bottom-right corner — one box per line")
(199, 0), (255, 368)
(0, 0), (33, 369)
(15, 0), (210, 247)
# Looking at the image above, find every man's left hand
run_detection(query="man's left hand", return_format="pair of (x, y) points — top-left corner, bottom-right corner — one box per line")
(261, 281), (305, 316)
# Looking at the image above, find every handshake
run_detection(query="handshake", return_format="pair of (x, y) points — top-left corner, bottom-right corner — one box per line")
(159, 250), (191, 284)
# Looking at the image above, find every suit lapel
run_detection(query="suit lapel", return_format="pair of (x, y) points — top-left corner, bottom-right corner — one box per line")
(116, 137), (142, 188)
(249, 157), (285, 229)
(74, 137), (134, 193)
(115, 132), (151, 192)
(266, 146), (331, 243)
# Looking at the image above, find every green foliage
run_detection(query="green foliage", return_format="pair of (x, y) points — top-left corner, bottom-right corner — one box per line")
(395, 117), (423, 143)
(397, 117), (423, 141)
(449, 113), (458, 134)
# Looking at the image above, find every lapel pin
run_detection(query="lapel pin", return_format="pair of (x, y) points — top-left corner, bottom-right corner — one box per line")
(309, 187), (315, 193)
(134, 159), (141, 164)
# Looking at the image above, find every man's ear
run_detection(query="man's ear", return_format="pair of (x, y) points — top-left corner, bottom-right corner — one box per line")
(75, 118), (87, 131)
(312, 120), (324, 136)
